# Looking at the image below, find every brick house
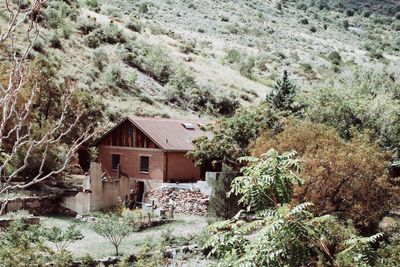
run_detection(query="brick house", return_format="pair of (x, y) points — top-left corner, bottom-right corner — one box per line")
(95, 117), (213, 187)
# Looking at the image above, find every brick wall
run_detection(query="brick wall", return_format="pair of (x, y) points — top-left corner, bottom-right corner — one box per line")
(166, 152), (201, 182)
(98, 146), (165, 182)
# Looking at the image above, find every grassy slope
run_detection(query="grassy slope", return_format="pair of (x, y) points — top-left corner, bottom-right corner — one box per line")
(1, 0), (399, 121)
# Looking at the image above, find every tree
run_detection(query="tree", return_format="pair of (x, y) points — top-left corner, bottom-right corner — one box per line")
(252, 119), (399, 233)
(42, 225), (83, 251)
(0, 0), (92, 214)
(208, 164), (240, 219)
(91, 213), (133, 255)
(231, 149), (302, 211)
(187, 104), (283, 168)
(204, 150), (384, 266)
(266, 70), (300, 113)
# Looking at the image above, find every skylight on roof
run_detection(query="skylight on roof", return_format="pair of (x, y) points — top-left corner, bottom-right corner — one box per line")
(182, 123), (195, 130)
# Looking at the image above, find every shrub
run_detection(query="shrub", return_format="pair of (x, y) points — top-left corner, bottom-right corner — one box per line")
(103, 64), (126, 90)
(296, 2), (308, 10)
(300, 18), (308, 25)
(84, 28), (103, 48)
(139, 94), (154, 105)
(85, 0), (99, 9)
(91, 48), (109, 71)
(395, 12), (400, 20)
(32, 39), (45, 53)
(77, 17), (100, 35)
(122, 41), (173, 85)
(393, 21), (400, 31)
(309, 26), (317, 33)
(45, 7), (63, 29)
(61, 22), (73, 39)
(239, 56), (255, 79)
(343, 20), (350, 30)
(138, 2), (149, 14)
(125, 17), (143, 32)
(328, 51), (342, 64)
(179, 39), (196, 54)
(223, 48), (242, 64)
(49, 33), (62, 49)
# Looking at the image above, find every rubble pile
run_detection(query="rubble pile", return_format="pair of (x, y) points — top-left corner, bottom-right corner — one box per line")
(147, 187), (209, 215)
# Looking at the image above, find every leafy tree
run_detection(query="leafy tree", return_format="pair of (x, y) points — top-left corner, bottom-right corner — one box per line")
(204, 150), (385, 266)
(42, 225), (83, 251)
(91, 213), (133, 255)
(187, 104), (283, 168)
(208, 164), (240, 219)
(252, 119), (399, 233)
(266, 70), (301, 113)
(231, 149), (302, 211)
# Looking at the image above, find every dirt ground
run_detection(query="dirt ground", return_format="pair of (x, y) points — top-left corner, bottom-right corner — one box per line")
(40, 213), (208, 258)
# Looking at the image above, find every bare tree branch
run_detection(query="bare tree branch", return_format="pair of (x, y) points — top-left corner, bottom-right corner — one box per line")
(0, 0), (93, 215)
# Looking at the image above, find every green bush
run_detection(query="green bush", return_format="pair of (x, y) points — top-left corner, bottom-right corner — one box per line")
(395, 12), (400, 20)
(84, 28), (103, 48)
(309, 25), (317, 33)
(328, 51), (342, 65)
(239, 56), (255, 79)
(61, 22), (73, 39)
(179, 39), (196, 54)
(393, 21), (400, 31)
(125, 17), (143, 32)
(343, 20), (350, 30)
(103, 64), (126, 90)
(49, 33), (62, 49)
(223, 48), (242, 64)
(77, 17), (100, 35)
(92, 48), (109, 71)
(85, 0), (99, 9)
(300, 18), (308, 24)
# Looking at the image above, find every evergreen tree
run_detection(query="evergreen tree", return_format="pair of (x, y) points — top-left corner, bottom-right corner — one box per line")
(266, 70), (299, 113)
(208, 164), (240, 219)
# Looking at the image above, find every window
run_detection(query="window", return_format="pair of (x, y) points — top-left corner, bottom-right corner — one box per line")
(182, 123), (195, 130)
(140, 156), (149, 173)
(111, 154), (120, 170)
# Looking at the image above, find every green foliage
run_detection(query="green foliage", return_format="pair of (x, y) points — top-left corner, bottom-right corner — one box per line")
(309, 25), (317, 32)
(77, 17), (100, 35)
(53, 249), (74, 267)
(303, 69), (400, 155)
(103, 64), (127, 90)
(239, 56), (255, 79)
(188, 104), (283, 167)
(0, 220), (50, 266)
(266, 70), (301, 113)
(223, 48), (242, 64)
(232, 149), (302, 211)
(84, 24), (125, 48)
(49, 32), (62, 49)
(85, 0), (99, 9)
(135, 238), (166, 267)
(42, 225), (83, 251)
(122, 41), (173, 85)
(208, 164), (240, 219)
(80, 253), (97, 267)
(125, 16), (143, 32)
(91, 48), (109, 71)
(91, 213), (133, 255)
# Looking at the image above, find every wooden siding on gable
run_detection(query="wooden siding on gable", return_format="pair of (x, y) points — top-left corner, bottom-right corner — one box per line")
(98, 120), (159, 148)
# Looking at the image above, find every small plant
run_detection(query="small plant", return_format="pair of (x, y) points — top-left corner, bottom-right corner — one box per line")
(77, 17), (100, 35)
(80, 254), (97, 267)
(86, 0), (99, 9)
(179, 39), (196, 54)
(61, 22), (73, 39)
(309, 26), (317, 33)
(91, 213), (134, 255)
(223, 48), (242, 64)
(300, 18), (308, 24)
(92, 48), (109, 71)
(125, 17), (143, 32)
(49, 33), (62, 49)
(42, 225), (83, 251)
(343, 20), (350, 30)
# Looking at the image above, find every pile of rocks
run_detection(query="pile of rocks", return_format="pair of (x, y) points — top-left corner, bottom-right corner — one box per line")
(147, 187), (209, 215)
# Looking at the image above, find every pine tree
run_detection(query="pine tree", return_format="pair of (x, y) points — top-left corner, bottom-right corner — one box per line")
(266, 70), (299, 112)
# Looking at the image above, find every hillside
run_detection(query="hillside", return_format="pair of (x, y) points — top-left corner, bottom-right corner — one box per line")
(1, 0), (400, 123)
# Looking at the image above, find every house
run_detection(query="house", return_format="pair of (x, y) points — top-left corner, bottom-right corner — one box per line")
(62, 117), (214, 214)
(95, 117), (213, 187)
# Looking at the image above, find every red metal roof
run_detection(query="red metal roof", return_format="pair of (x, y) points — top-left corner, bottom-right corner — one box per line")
(128, 117), (213, 152)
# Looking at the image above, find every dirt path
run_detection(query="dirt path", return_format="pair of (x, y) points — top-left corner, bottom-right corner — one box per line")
(40, 214), (208, 258)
